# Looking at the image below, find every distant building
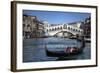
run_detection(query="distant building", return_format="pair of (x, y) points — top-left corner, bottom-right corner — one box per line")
(42, 21), (50, 36)
(23, 15), (32, 39)
(68, 21), (84, 28)
(23, 15), (44, 39)
(36, 21), (45, 37)
(82, 17), (91, 38)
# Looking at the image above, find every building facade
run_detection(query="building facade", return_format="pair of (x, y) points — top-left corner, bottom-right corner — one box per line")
(23, 15), (44, 39)
(83, 17), (91, 38)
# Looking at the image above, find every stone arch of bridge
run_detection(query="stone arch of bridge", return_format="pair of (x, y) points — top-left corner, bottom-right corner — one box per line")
(53, 30), (74, 37)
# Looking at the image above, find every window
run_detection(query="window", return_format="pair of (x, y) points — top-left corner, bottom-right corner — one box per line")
(55, 28), (56, 31)
(73, 29), (75, 31)
(70, 28), (72, 31)
(75, 29), (77, 32)
(57, 27), (60, 30)
(52, 28), (54, 31)
(60, 27), (62, 30)
(63, 24), (67, 29)
(49, 29), (51, 31)
(47, 29), (48, 32)
(68, 27), (70, 30)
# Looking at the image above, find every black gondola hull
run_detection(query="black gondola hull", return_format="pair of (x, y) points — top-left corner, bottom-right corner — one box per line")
(46, 48), (83, 57)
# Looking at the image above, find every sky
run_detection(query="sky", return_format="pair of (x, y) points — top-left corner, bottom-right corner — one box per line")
(23, 10), (91, 24)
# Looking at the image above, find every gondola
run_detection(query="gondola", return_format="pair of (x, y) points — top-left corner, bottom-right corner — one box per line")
(45, 38), (85, 57)
(45, 47), (83, 57)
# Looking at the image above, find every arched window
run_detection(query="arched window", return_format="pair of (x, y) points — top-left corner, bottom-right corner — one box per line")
(47, 29), (48, 32)
(27, 24), (30, 27)
(63, 24), (67, 29)
(52, 28), (54, 31)
(60, 27), (62, 30)
(49, 29), (51, 31)
(68, 27), (70, 30)
(23, 24), (25, 27)
(70, 28), (72, 30)
(57, 27), (60, 30)
(75, 29), (77, 32)
(55, 28), (56, 31)
(73, 29), (75, 31)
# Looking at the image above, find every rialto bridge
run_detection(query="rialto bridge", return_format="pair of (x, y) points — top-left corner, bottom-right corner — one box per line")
(45, 24), (83, 37)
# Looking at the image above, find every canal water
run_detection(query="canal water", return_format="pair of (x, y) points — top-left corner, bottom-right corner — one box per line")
(23, 37), (91, 62)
